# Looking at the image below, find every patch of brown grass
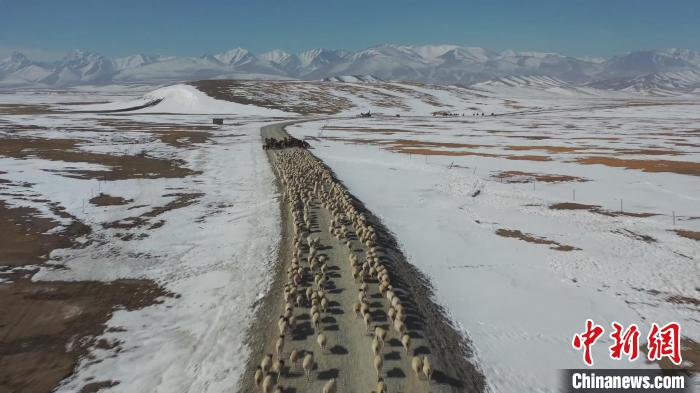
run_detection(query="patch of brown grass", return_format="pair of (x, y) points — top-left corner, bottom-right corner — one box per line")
(506, 145), (582, 153)
(576, 156), (700, 177)
(0, 104), (58, 115)
(505, 155), (552, 161)
(550, 202), (656, 218)
(0, 201), (90, 267)
(672, 229), (700, 241)
(103, 193), (203, 233)
(0, 278), (169, 393)
(495, 228), (580, 251)
(0, 136), (198, 180)
(493, 171), (588, 183)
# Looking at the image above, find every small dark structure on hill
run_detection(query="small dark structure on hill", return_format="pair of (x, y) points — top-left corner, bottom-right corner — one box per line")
(213, 118), (224, 125)
(359, 111), (372, 118)
(263, 136), (310, 150)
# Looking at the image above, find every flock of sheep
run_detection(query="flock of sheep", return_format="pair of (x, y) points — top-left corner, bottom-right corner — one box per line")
(254, 142), (436, 393)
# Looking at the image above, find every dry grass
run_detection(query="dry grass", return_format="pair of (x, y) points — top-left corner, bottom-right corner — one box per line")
(0, 278), (168, 393)
(576, 156), (700, 177)
(549, 202), (656, 218)
(493, 171), (588, 183)
(0, 201), (90, 267)
(672, 229), (700, 241)
(102, 193), (203, 238)
(0, 104), (58, 115)
(495, 228), (580, 251)
(0, 136), (198, 180)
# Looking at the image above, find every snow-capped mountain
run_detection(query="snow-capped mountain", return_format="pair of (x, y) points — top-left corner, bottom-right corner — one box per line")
(1, 45), (699, 94)
(589, 70), (700, 94)
(260, 50), (302, 75)
(113, 54), (159, 71)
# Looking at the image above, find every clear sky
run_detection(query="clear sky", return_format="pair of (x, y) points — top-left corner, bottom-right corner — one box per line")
(0, 0), (698, 60)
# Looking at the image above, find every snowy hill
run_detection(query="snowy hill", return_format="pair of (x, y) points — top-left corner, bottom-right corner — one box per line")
(2, 45), (700, 94)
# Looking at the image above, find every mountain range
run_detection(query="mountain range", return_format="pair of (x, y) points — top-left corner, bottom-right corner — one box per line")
(1, 45), (700, 93)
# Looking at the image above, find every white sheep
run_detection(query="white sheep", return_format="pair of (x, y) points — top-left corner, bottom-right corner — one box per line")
(371, 336), (383, 356)
(261, 353), (273, 375)
(312, 312), (321, 330)
(401, 334), (411, 354)
(272, 359), (284, 382)
(363, 312), (372, 332)
(353, 301), (361, 318)
(373, 354), (383, 378)
(262, 374), (274, 393)
(374, 326), (387, 342)
(254, 366), (264, 388)
(289, 349), (299, 370)
(303, 352), (314, 381)
(422, 355), (433, 383)
(275, 335), (285, 357)
(317, 332), (327, 352)
(393, 319), (406, 335)
(411, 356), (423, 378)
(323, 378), (337, 393)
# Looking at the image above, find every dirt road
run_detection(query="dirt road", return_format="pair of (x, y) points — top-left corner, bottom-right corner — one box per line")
(237, 121), (485, 393)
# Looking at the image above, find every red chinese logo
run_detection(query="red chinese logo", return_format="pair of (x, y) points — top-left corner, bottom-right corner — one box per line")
(609, 322), (640, 361)
(572, 319), (604, 366)
(647, 322), (682, 365)
(572, 321), (682, 366)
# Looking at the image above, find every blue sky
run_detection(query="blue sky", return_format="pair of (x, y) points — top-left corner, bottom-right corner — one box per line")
(0, 0), (698, 59)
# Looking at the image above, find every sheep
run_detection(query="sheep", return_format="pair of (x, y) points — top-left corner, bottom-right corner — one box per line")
(387, 307), (397, 322)
(393, 319), (406, 335)
(363, 312), (372, 332)
(317, 332), (327, 352)
(360, 302), (370, 316)
(373, 354), (384, 378)
(422, 355), (433, 383)
(401, 334), (411, 354)
(272, 359), (284, 382)
(323, 378), (337, 393)
(278, 317), (288, 335)
(411, 356), (423, 378)
(376, 377), (388, 393)
(374, 326), (387, 342)
(262, 374), (274, 393)
(312, 312), (321, 330)
(261, 353), (273, 375)
(320, 297), (329, 312)
(289, 349), (299, 370)
(254, 366), (264, 388)
(302, 352), (314, 381)
(275, 335), (285, 357)
(371, 336), (383, 356)
(353, 301), (361, 318)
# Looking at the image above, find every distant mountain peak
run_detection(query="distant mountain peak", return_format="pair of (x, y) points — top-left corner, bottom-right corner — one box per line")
(2, 45), (699, 94)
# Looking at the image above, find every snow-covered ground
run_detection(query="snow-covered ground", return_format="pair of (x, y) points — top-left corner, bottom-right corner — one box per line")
(287, 99), (700, 392)
(0, 86), (285, 392)
(2, 81), (699, 392)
